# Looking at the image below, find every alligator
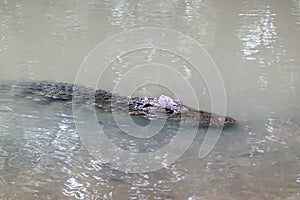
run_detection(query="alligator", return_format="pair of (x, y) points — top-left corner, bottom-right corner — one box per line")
(0, 81), (235, 127)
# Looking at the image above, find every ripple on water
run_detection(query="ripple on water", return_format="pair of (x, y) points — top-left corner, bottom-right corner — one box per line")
(294, 173), (300, 185)
(0, 98), (86, 198)
(0, 92), (299, 199)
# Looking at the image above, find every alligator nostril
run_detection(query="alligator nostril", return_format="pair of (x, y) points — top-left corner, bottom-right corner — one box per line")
(218, 117), (225, 122)
(163, 108), (174, 114)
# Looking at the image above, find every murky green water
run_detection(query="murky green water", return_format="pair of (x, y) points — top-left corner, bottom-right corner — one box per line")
(0, 0), (300, 199)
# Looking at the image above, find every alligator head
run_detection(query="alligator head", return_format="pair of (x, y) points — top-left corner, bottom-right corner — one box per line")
(130, 95), (236, 127)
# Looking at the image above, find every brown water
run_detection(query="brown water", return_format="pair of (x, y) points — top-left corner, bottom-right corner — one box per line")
(0, 0), (300, 199)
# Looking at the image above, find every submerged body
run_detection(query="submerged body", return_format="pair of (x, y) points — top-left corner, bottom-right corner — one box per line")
(1, 81), (235, 127)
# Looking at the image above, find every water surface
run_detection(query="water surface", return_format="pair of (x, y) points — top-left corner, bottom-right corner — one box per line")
(0, 0), (300, 199)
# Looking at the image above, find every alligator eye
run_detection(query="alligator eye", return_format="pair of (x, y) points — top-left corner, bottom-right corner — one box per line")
(143, 103), (152, 108)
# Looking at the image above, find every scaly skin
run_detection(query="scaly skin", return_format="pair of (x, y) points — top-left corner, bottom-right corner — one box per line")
(1, 81), (235, 127)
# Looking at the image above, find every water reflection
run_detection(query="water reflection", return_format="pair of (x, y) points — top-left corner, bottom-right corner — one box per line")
(0, 1), (13, 52)
(236, 1), (300, 108)
(108, 0), (217, 48)
(46, 1), (89, 42)
(110, 0), (175, 28)
(237, 4), (281, 64)
(292, 0), (300, 31)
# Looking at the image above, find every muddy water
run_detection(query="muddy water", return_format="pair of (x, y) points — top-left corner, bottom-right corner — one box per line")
(0, 0), (299, 199)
